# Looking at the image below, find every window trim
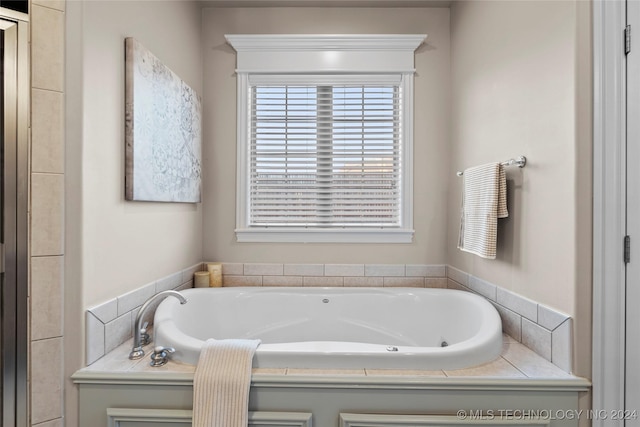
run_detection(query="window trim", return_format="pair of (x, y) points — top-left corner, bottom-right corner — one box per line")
(227, 34), (426, 243)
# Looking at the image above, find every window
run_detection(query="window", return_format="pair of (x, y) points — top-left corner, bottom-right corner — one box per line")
(251, 81), (401, 228)
(227, 35), (425, 243)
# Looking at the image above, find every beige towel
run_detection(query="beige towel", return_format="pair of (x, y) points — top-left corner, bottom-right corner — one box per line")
(458, 162), (508, 259)
(193, 339), (260, 427)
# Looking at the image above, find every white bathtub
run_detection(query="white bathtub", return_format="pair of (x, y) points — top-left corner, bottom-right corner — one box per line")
(153, 287), (503, 370)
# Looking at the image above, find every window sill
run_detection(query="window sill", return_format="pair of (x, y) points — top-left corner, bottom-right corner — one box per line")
(235, 228), (415, 244)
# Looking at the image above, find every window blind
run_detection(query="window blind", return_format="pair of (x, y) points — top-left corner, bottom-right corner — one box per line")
(250, 84), (402, 228)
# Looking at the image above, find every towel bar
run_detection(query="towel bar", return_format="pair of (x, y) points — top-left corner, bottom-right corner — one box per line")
(456, 156), (527, 177)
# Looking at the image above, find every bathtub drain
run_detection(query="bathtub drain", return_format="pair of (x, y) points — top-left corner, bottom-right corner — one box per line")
(386, 346), (399, 352)
(441, 341), (448, 347)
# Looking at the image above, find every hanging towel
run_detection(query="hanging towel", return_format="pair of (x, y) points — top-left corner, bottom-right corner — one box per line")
(457, 162), (508, 259)
(193, 339), (261, 427)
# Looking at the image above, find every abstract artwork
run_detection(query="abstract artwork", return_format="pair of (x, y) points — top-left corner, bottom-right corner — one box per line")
(125, 37), (202, 203)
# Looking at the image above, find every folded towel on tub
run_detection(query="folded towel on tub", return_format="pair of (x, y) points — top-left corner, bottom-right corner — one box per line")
(457, 162), (508, 259)
(193, 338), (261, 427)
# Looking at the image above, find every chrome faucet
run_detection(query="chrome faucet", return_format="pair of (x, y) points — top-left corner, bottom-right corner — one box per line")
(129, 290), (187, 360)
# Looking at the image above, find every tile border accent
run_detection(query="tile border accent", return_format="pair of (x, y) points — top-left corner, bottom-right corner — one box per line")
(221, 263), (448, 288)
(446, 266), (572, 373)
(85, 263), (202, 365)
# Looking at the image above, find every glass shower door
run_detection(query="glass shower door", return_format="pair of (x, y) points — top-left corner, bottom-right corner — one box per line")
(0, 15), (28, 427)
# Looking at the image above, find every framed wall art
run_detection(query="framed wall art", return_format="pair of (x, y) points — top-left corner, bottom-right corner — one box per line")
(125, 37), (202, 203)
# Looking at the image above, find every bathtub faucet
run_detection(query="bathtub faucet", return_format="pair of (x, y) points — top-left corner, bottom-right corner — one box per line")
(129, 290), (188, 360)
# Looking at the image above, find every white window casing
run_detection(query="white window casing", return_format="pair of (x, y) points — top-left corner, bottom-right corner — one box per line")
(227, 34), (426, 243)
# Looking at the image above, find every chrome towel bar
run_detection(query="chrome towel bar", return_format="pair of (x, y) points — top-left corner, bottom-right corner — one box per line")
(456, 156), (527, 177)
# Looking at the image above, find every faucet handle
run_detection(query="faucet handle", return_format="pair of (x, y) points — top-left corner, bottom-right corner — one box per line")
(149, 346), (175, 367)
(139, 321), (151, 346)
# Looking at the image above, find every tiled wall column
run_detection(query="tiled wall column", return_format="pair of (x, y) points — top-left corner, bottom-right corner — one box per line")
(30, 0), (65, 426)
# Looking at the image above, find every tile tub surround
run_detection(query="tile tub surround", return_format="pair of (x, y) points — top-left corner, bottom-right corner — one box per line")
(220, 263), (448, 288)
(446, 266), (572, 374)
(85, 263), (202, 365)
(85, 261), (571, 374)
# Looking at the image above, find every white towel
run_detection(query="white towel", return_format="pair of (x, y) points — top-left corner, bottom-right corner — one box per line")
(458, 162), (508, 259)
(193, 339), (261, 427)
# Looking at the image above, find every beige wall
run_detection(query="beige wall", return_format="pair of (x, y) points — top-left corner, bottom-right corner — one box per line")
(65, 1), (203, 425)
(448, 0), (584, 316)
(447, 0), (592, 378)
(70, 0), (204, 308)
(202, 7), (451, 264)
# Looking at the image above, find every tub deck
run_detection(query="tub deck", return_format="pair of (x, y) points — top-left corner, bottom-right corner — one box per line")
(79, 333), (580, 381)
(74, 333), (589, 427)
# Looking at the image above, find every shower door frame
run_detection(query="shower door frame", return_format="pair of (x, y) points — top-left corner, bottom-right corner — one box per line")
(0, 10), (29, 427)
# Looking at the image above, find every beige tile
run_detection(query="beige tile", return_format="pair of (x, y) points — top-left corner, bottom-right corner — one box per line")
(468, 275), (497, 301)
(117, 282), (155, 316)
(446, 266), (469, 286)
(31, 5), (64, 91)
(263, 276), (302, 287)
(522, 318), (552, 361)
(31, 89), (64, 174)
(88, 298), (117, 324)
(538, 304), (571, 330)
(551, 319), (572, 373)
(497, 287), (538, 322)
(365, 264), (404, 277)
(85, 339), (142, 372)
(425, 278), (448, 288)
(85, 312), (105, 365)
(182, 263), (204, 284)
(383, 277), (424, 287)
(31, 338), (63, 424)
(176, 282), (193, 292)
(365, 369), (446, 377)
(406, 264), (446, 277)
(284, 264), (324, 276)
(344, 277), (384, 287)
(223, 275), (262, 287)
(303, 276), (343, 287)
(244, 263), (283, 276)
(252, 368), (287, 375)
(222, 263), (243, 275)
(32, 0), (65, 12)
(324, 264), (364, 277)
(502, 342), (572, 378)
(444, 357), (525, 378)
(31, 256), (63, 340)
(156, 272), (182, 293)
(104, 312), (132, 354)
(33, 418), (64, 427)
(503, 333), (518, 343)
(447, 279), (470, 292)
(493, 303), (522, 342)
(31, 173), (64, 256)
(287, 368), (365, 376)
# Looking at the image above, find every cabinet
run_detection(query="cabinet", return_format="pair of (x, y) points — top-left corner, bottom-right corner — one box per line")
(73, 371), (590, 427)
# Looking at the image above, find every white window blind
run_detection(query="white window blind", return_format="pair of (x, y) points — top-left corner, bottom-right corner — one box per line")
(250, 83), (402, 228)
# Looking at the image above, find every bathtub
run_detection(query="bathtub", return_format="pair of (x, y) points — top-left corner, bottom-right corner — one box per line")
(153, 287), (503, 370)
